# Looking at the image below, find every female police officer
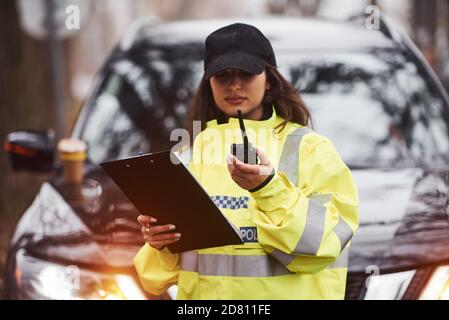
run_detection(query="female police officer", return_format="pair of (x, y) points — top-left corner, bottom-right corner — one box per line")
(134, 23), (359, 299)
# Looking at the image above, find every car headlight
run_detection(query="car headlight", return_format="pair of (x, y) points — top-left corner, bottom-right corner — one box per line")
(419, 265), (449, 300)
(364, 269), (416, 300)
(14, 249), (146, 300)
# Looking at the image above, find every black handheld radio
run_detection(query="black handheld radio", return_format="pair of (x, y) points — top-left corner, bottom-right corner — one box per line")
(230, 110), (259, 165)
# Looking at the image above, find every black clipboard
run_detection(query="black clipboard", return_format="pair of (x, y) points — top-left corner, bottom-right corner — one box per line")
(100, 150), (243, 253)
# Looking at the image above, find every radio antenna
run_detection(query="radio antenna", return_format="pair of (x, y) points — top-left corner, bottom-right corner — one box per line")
(237, 110), (250, 163)
(237, 110), (249, 150)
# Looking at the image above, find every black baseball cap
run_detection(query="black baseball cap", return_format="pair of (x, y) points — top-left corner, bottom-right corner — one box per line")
(204, 23), (277, 79)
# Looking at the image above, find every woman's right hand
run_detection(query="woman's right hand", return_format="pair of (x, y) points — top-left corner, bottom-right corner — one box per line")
(137, 215), (181, 250)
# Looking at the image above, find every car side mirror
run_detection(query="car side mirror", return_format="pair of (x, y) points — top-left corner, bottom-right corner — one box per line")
(4, 130), (55, 173)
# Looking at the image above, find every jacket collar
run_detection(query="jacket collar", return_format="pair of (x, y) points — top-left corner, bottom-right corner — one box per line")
(206, 105), (278, 130)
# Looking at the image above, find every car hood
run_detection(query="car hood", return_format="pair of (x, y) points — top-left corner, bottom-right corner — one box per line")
(350, 167), (449, 273)
(10, 162), (144, 268)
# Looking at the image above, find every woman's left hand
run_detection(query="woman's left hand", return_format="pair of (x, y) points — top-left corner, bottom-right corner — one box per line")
(227, 148), (274, 191)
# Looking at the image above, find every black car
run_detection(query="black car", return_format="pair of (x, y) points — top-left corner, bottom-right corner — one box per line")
(4, 15), (449, 300)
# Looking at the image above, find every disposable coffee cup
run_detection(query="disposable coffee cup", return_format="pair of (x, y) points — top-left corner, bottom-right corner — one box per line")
(58, 138), (87, 184)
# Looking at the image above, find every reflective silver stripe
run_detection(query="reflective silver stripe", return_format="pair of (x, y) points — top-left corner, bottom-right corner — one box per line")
(334, 218), (353, 249)
(293, 195), (330, 255)
(180, 252), (293, 277)
(278, 127), (325, 255)
(328, 246), (350, 269)
(270, 248), (295, 267)
(180, 251), (198, 272)
(278, 127), (313, 186)
(269, 194), (331, 264)
(309, 193), (332, 205)
(272, 245), (350, 270)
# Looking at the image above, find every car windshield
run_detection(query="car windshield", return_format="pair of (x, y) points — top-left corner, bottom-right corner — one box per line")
(80, 42), (449, 168)
(286, 48), (449, 168)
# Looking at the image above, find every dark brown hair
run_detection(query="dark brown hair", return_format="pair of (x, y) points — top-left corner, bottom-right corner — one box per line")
(185, 64), (311, 144)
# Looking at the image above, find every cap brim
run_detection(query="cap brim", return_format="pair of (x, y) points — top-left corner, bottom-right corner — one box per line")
(205, 52), (266, 79)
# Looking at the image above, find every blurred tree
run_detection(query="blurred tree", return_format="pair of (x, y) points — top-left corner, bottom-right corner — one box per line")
(267, 0), (321, 16)
(413, 0), (437, 67)
(0, 1), (54, 218)
(299, 0), (321, 16)
(440, 0), (449, 90)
